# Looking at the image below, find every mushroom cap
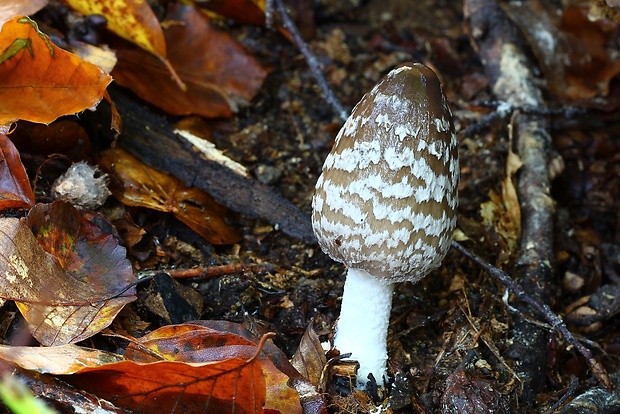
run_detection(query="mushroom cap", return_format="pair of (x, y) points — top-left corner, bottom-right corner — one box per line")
(312, 63), (459, 283)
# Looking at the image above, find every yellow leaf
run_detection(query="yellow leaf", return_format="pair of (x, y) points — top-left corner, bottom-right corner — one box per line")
(65, 0), (166, 57)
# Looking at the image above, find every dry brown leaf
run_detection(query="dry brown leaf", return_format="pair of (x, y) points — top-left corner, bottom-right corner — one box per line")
(0, 202), (136, 346)
(112, 2), (267, 117)
(124, 323), (303, 414)
(291, 322), (327, 387)
(0, 344), (123, 374)
(100, 147), (241, 245)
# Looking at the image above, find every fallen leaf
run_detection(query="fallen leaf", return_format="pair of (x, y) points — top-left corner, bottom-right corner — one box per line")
(112, 2), (267, 117)
(0, 202), (136, 345)
(0, 134), (34, 210)
(506, 2), (620, 102)
(0, 344), (123, 374)
(68, 329), (276, 414)
(9, 119), (92, 160)
(0, 0), (47, 29)
(63, 0), (165, 58)
(291, 322), (327, 387)
(124, 323), (302, 414)
(198, 0), (267, 26)
(100, 147), (241, 244)
(0, 16), (112, 128)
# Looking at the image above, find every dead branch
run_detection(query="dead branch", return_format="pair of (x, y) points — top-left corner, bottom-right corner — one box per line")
(464, 0), (610, 404)
(99, 88), (316, 243)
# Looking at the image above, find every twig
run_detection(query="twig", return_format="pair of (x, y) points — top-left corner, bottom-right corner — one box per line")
(172, 263), (274, 279)
(451, 240), (610, 389)
(274, 0), (349, 121)
(544, 378), (579, 414)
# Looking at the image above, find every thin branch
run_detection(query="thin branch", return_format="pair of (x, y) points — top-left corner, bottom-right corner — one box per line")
(451, 240), (611, 389)
(274, 0), (349, 121)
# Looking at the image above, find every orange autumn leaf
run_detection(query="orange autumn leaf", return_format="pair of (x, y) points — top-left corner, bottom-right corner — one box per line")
(64, 0), (165, 58)
(0, 16), (112, 128)
(100, 147), (241, 245)
(112, 2), (266, 118)
(70, 330), (273, 414)
(0, 134), (34, 210)
(123, 323), (301, 414)
(0, 339), (267, 414)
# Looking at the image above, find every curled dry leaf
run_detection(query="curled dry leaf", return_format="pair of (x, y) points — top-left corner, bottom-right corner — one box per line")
(0, 201), (136, 346)
(0, 134), (34, 210)
(112, 2), (267, 118)
(100, 147), (241, 245)
(0, 16), (112, 127)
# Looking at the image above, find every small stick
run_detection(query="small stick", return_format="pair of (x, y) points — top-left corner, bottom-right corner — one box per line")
(451, 240), (611, 389)
(138, 263), (275, 280)
(274, 0), (349, 121)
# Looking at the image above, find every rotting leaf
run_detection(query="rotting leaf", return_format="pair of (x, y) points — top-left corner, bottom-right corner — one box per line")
(0, 201), (136, 346)
(0, 15), (112, 127)
(100, 147), (241, 245)
(0, 134), (34, 210)
(112, 2), (267, 117)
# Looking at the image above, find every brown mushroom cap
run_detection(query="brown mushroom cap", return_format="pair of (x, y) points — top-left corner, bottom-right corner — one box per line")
(312, 63), (459, 283)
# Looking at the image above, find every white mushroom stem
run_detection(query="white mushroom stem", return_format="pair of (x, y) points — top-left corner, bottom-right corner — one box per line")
(333, 268), (395, 388)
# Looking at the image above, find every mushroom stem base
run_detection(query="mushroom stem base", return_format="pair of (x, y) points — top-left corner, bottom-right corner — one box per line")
(333, 268), (395, 388)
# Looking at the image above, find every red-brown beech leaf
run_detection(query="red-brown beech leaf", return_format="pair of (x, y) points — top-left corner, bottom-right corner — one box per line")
(0, 134), (34, 209)
(0, 201), (136, 346)
(112, 2), (266, 118)
(71, 334), (269, 414)
(121, 323), (301, 414)
(0, 16), (112, 128)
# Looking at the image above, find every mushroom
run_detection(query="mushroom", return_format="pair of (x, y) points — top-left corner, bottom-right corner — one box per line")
(312, 63), (458, 388)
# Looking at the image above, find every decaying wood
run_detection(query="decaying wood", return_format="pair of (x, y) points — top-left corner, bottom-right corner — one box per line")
(106, 88), (315, 243)
(464, 0), (610, 407)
